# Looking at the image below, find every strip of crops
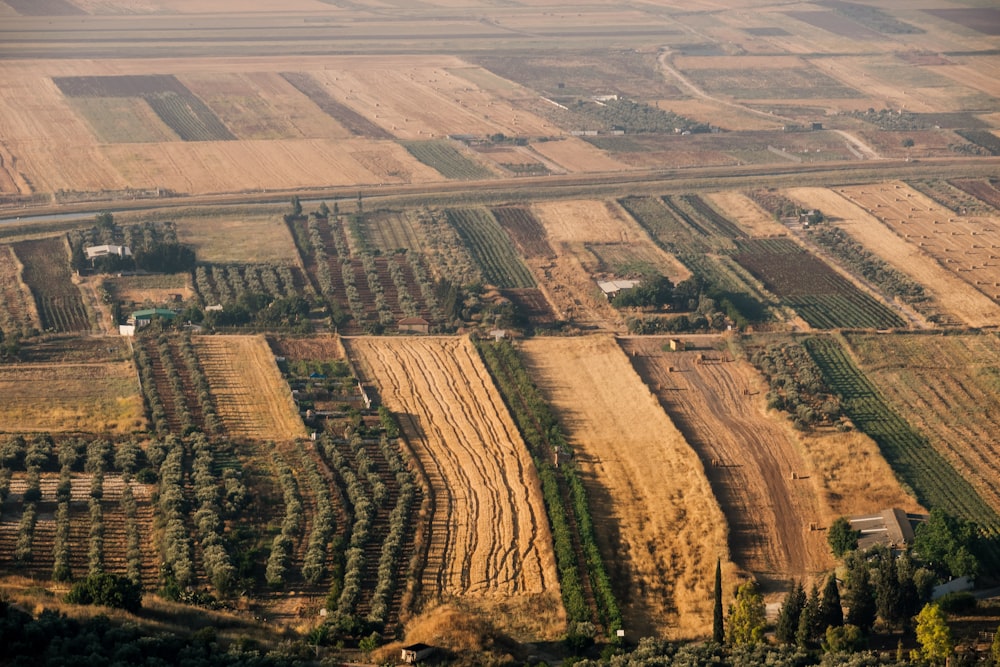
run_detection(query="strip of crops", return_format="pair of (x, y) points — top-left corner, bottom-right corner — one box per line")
(809, 225), (927, 306)
(732, 238), (905, 329)
(803, 336), (1000, 560)
(475, 339), (621, 636)
(145, 91), (235, 142)
(401, 140), (495, 180)
(13, 238), (91, 333)
(676, 194), (748, 240)
(279, 72), (394, 139)
(955, 129), (1000, 156)
(444, 208), (535, 289)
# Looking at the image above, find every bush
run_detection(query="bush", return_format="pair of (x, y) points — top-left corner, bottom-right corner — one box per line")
(66, 572), (142, 613)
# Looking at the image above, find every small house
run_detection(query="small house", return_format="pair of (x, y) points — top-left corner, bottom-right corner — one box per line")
(398, 316), (430, 334)
(597, 279), (640, 300)
(129, 308), (177, 329)
(85, 244), (132, 260)
(401, 643), (435, 664)
(849, 508), (927, 550)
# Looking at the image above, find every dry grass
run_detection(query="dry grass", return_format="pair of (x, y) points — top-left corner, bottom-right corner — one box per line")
(520, 335), (730, 639)
(707, 190), (789, 237)
(0, 361), (145, 433)
(103, 273), (194, 309)
(344, 336), (563, 641)
(193, 334), (306, 441)
(787, 184), (1000, 326)
(172, 213), (300, 264)
(528, 137), (630, 173)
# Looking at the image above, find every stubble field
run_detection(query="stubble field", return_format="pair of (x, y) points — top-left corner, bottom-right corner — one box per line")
(519, 335), (729, 639)
(192, 334), (306, 441)
(343, 336), (563, 640)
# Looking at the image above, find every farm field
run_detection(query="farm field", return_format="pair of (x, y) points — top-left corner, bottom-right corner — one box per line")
(192, 335), (305, 441)
(845, 333), (1000, 518)
(0, 361), (144, 433)
(835, 183), (1000, 318)
(619, 337), (833, 593)
(11, 237), (92, 333)
(172, 211), (301, 265)
(443, 208), (534, 289)
(519, 335), (729, 639)
(343, 336), (562, 640)
(785, 185), (1000, 328)
(706, 191), (788, 238)
(0, 244), (41, 337)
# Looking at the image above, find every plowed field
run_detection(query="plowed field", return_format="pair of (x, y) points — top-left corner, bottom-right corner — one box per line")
(0, 244), (40, 336)
(343, 336), (561, 638)
(193, 335), (306, 441)
(619, 337), (833, 592)
(519, 335), (729, 639)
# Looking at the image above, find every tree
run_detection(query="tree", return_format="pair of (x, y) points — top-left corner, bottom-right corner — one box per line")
(872, 545), (903, 627)
(727, 580), (766, 646)
(819, 573), (844, 631)
(914, 509), (980, 579)
(290, 195), (302, 217)
(823, 624), (864, 654)
(797, 582), (822, 647)
(915, 603), (952, 665)
(776, 581), (805, 644)
(713, 558), (724, 643)
(844, 552), (876, 633)
(827, 516), (860, 557)
(65, 572), (142, 613)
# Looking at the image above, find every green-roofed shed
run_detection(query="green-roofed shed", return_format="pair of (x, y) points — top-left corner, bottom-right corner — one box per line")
(129, 308), (176, 327)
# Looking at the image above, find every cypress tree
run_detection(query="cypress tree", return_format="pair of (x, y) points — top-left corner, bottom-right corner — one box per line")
(796, 582), (821, 647)
(713, 557), (724, 643)
(776, 580), (806, 644)
(819, 573), (844, 630)
(845, 554), (877, 633)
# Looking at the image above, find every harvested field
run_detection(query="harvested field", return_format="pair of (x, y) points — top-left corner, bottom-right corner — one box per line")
(279, 72), (392, 139)
(785, 186), (1000, 328)
(527, 137), (629, 173)
(0, 244), (41, 337)
(344, 336), (562, 639)
(0, 361), (144, 433)
(173, 212), (300, 264)
(924, 8), (1000, 36)
(784, 10), (882, 40)
(178, 71), (350, 141)
(681, 63), (861, 100)
(103, 273), (194, 311)
(706, 191), (788, 238)
(268, 334), (346, 363)
(305, 64), (557, 141)
(835, 183), (1000, 320)
(519, 335), (730, 639)
(193, 335), (306, 441)
(12, 237), (92, 333)
(950, 179), (1000, 211)
(67, 97), (178, 144)
(620, 337), (832, 592)
(846, 333), (1000, 517)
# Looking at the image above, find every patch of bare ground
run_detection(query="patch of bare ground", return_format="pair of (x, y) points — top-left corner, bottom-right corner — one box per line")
(343, 336), (563, 641)
(707, 190), (792, 238)
(193, 335), (306, 441)
(619, 337), (832, 597)
(519, 335), (730, 639)
(790, 184), (1000, 327)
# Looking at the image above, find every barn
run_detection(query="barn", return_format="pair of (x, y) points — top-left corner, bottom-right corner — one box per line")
(849, 508), (927, 550)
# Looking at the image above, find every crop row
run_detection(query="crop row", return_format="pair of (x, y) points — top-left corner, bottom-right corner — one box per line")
(732, 238), (905, 329)
(491, 206), (554, 259)
(803, 336), (1000, 562)
(265, 463), (303, 587)
(401, 140), (495, 180)
(14, 237), (91, 333)
(476, 339), (621, 635)
(673, 194), (747, 240)
(194, 264), (300, 308)
(145, 91), (235, 142)
(444, 208), (536, 289)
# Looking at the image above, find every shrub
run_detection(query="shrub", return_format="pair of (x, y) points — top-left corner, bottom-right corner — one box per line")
(66, 572), (142, 613)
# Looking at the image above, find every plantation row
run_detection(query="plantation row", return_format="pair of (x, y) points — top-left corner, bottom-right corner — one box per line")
(747, 340), (843, 430)
(193, 264), (302, 307)
(476, 339), (621, 637)
(400, 140), (495, 180)
(293, 208), (441, 333)
(135, 331), (220, 437)
(444, 208), (536, 289)
(803, 336), (1000, 564)
(732, 238), (905, 329)
(12, 238), (91, 333)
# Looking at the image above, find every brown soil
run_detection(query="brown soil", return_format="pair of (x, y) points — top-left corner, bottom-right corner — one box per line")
(619, 337), (834, 595)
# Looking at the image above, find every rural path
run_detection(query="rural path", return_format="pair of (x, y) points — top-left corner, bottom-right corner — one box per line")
(619, 337), (833, 595)
(656, 50), (797, 125)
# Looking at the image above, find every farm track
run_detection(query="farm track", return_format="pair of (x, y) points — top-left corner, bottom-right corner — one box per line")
(344, 337), (555, 609)
(619, 338), (832, 591)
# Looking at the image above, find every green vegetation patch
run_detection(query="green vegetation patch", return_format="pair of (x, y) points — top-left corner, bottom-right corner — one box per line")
(804, 336), (1000, 554)
(444, 208), (535, 288)
(401, 140), (495, 180)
